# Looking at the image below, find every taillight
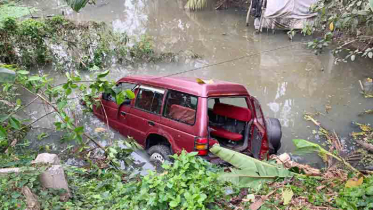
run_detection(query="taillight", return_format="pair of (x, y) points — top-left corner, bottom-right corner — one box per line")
(195, 138), (208, 156)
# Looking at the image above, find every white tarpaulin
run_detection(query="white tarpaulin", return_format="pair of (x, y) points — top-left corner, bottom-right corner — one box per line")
(264, 0), (318, 19)
(254, 0), (318, 30)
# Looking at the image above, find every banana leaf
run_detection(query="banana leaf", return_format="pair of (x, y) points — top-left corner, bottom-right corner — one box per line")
(65, 0), (89, 12)
(293, 139), (361, 174)
(185, 0), (207, 11)
(210, 145), (292, 191)
(292, 139), (338, 161)
(0, 67), (16, 83)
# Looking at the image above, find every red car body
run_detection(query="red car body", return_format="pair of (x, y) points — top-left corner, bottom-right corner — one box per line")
(93, 75), (277, 161)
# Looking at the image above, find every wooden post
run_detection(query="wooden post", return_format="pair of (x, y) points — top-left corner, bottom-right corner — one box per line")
(246, 0), (253, 26)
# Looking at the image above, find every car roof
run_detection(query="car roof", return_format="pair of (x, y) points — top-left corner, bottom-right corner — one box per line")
(117, 75), (249, 97)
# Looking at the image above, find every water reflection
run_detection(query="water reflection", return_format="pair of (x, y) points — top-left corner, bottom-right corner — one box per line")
(22, 0), (373, 160)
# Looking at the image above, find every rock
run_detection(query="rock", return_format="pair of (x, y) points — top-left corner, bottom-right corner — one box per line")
(22, 186), (40, 210)
(33, 153), (70, 200)
(0, 167), (21, 175)
(0, 67), (16, 83)
(32, 153), (60, 165)
(363, 78), (373, 95)
(40, 165), (70, 193)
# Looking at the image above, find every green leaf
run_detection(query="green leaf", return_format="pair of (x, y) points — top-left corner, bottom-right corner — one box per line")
(9, 117), (21, 130)
(37, 132), (49, 140)
(28, 76), (42, 81)
(74, 126), (84, 134)
(54, 122), (62, 130)
(16, 99), (22, 106)
(370, 0), (373, 12)
(65, 0), (89, 12)
(125, 89), (135, 99)
(0, 67), (16, 83)
(66, 88), (72, 95)
(169, 200), (179, 208)
(293, 139), (339, 161)
(0, 125), (6, 138)
(282, 188), (293, 205)
(57, 100), (67, 110)
(97, 70), (110, 78)
(116, 91), (126, 105)
(366, 186), (373, 195)
(17, 70), (30, 75)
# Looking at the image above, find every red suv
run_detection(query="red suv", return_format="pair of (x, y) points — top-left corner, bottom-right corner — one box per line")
(93, 76), (282, 163)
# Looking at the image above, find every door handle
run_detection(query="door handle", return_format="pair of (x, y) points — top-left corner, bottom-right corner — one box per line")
(120, 111), (126, 116)
(148, 121), (155, 126)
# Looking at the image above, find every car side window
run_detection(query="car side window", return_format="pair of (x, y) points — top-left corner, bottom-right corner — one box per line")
(163, 90), (198, 125)
(134, 86), (164, 114)
(102, 82), (136, 103)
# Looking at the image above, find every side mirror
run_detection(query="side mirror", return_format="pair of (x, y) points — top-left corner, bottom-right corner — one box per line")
(122, 100), (131, 105)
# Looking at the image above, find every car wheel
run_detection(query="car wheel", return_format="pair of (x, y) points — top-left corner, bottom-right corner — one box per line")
(147, 145), (172, 166)
(266, 118), (282, 155)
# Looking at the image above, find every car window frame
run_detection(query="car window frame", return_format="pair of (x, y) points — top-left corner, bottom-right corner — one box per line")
(102, 82), (137, 104)
(133, 85), (165, 115)
(162, 90), (198, 126)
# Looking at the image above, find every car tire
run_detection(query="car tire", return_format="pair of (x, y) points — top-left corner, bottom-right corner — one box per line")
(266, 118), (282, 155)
(147, 145), (172, 166)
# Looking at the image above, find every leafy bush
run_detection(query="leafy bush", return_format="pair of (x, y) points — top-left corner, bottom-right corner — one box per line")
(304, 0), (373, 62)
(1, 150), (232, 209)
(111, 151), (229, 210)
(336, 175), (373, 210)
(0, 16), (173, 71)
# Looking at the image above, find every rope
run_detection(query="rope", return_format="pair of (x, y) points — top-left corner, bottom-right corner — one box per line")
(152, 42), (305, 80)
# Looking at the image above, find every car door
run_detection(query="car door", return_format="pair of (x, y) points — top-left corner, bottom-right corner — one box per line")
(251, 97), (268, 159)
(126, 85), (165, 146)
(96, 82), (136, 136)
(114, 82), (137, 137)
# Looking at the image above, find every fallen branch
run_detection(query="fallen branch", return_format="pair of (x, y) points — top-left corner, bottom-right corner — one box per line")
(21, 86), (105, 150)
(356, 140), (373, 153)
(271, 153), (321, 176)
(22, 186), (40, 210)
(23, 111), (55, 129)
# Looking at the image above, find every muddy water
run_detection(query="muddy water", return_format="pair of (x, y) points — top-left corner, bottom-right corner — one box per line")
(24, 0), (373, 165)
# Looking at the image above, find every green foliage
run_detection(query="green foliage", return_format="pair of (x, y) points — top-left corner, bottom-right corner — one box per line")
(336, 176), (373, 210)
(0, 16), (171, 71)
(305, 0), (373, 61)
(293, 138), (339, 161)
(306, 32), (333, 55)
(129, 35), (155, 59)
(0, 65), (134, 154)
(0, 2), (35, 24)
(108, 151), (230, 210)
(0, 151), (232, 209)
(210, 144), (292, 191)
(65, 0), (90, 12)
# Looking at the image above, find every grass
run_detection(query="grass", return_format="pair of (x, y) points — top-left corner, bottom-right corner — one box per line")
(0, 1), (36, 24)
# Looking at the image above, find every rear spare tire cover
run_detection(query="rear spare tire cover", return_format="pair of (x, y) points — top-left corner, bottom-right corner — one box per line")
(266, 118), (282, 154)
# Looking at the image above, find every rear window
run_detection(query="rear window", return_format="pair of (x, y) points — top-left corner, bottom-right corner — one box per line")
(208, 97), (248, 109)
(163, 90), (198, 125)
